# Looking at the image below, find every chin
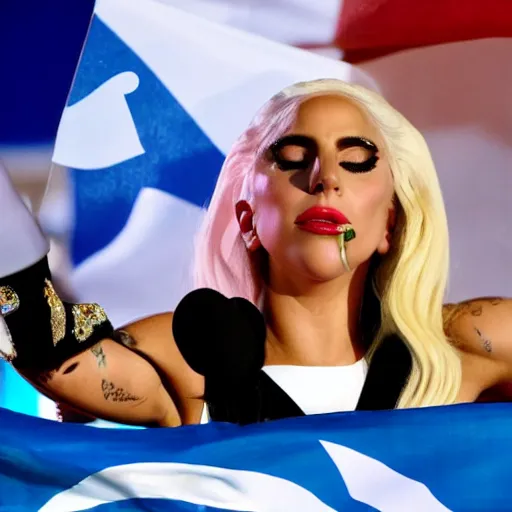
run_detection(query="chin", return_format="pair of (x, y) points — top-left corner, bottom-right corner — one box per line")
(304, 263), (347, 283)
(294, 244), (348, 282)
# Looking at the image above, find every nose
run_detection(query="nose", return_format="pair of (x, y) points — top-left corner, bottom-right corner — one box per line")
(309, 157), (341, 196)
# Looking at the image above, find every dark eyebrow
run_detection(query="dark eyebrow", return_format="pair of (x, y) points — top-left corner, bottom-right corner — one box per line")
(337, 136), (378, 152)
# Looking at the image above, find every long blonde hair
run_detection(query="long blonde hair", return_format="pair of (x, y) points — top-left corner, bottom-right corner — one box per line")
(194, 79), (461, 408)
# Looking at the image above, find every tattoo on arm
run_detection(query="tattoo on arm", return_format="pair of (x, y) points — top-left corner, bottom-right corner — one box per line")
(444, 303), (480, 343)
(443, 297), (506, 331)
(101, 379), (141, 402)
(444, 298), (505, 348)
(112, 329), (137, 349)
(470, 305), (483, 316)
(444, 301), (481, 329)
(91, 342), (107, 368)
(475, 327), (492, 353)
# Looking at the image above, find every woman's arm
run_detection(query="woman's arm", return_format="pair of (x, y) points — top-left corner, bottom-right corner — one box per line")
(0, 162), (203, 427)
(443, 297), (512, 390)
(20, 313), (204, 427)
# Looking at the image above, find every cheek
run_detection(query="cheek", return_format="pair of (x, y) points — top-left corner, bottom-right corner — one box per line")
(253, 171), (293, 203)
(352, 176), (393, 233)
(252, 173), (301, 245)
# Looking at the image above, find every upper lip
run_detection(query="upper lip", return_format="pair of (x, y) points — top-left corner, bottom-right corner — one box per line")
(295, 206), (349, 225)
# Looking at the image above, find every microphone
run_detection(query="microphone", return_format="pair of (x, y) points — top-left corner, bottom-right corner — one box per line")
(172, 288), (308, 425)
(172, 288), (266, 382)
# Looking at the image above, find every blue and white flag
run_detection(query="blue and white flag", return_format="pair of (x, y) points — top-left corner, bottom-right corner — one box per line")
(1, 402), (511, 511)
(49, 0), (376, 328)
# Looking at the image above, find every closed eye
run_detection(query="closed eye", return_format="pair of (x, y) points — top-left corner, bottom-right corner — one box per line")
(338, 137), (379, 173)
(268, 134), (379, 173)
(341, 155), (379, 173)
(270, 135), (316, 171)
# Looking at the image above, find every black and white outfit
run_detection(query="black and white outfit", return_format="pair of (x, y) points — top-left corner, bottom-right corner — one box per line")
(200, 359), (369, 424)
(172, 288), (412, 426)
(204, 343), (411, 425)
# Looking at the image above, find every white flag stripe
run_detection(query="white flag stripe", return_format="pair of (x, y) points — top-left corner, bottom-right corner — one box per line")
(154, 0), (342, 48)
(53, 72), (145, 169)
(71, 188), (205, 326)
(40, 461), (336, 512)
(321, 441), (451, 512)
(96, 0), (376, 155)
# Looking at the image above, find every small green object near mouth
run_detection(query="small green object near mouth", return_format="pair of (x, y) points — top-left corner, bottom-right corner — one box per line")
(344, 228), (356, 242)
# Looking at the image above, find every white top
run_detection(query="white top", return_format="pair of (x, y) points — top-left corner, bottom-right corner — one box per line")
(200, 358), (368, 423)
(262, 359), (368, 415)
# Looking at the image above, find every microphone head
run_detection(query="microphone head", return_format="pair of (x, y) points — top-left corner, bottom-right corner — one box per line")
(172, 288), (266, 380)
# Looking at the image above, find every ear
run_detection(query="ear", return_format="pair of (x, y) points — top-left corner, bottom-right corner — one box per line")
(235, 200), (261, 252)
(376, 204), (396, 255)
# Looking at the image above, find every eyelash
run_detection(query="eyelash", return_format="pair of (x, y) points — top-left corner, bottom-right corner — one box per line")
(340, 154), (379, 173)
(274, 159), (310, 171)
(273, 154), (379, 174)
(270, 135), (380, 174)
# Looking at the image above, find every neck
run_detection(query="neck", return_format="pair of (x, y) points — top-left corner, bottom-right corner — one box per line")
(263, 263), (369, 367)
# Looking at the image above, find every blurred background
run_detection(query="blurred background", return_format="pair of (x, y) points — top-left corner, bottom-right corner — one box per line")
(1, 0), (511, 424)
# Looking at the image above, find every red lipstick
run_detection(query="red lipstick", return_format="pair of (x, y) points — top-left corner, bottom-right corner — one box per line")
(295, 206), (350, 236)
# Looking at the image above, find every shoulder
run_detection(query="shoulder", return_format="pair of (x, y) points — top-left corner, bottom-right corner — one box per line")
(443, 297), (512, 390)
(120, 311), (175, 342)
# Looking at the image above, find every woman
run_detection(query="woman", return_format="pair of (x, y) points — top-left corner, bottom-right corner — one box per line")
(0, 79), (510, 427)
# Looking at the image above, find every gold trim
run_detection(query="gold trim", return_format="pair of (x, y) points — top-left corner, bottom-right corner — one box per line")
(72, 303), (107, 343)
(0, 286), (20, 317)
(44, 279), (66, 346)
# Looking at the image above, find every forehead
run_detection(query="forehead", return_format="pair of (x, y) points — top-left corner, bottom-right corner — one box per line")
(289, 94), (381, 142)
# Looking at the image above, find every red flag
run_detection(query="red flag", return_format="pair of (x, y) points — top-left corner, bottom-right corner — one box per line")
(335, 0), (512, 62)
